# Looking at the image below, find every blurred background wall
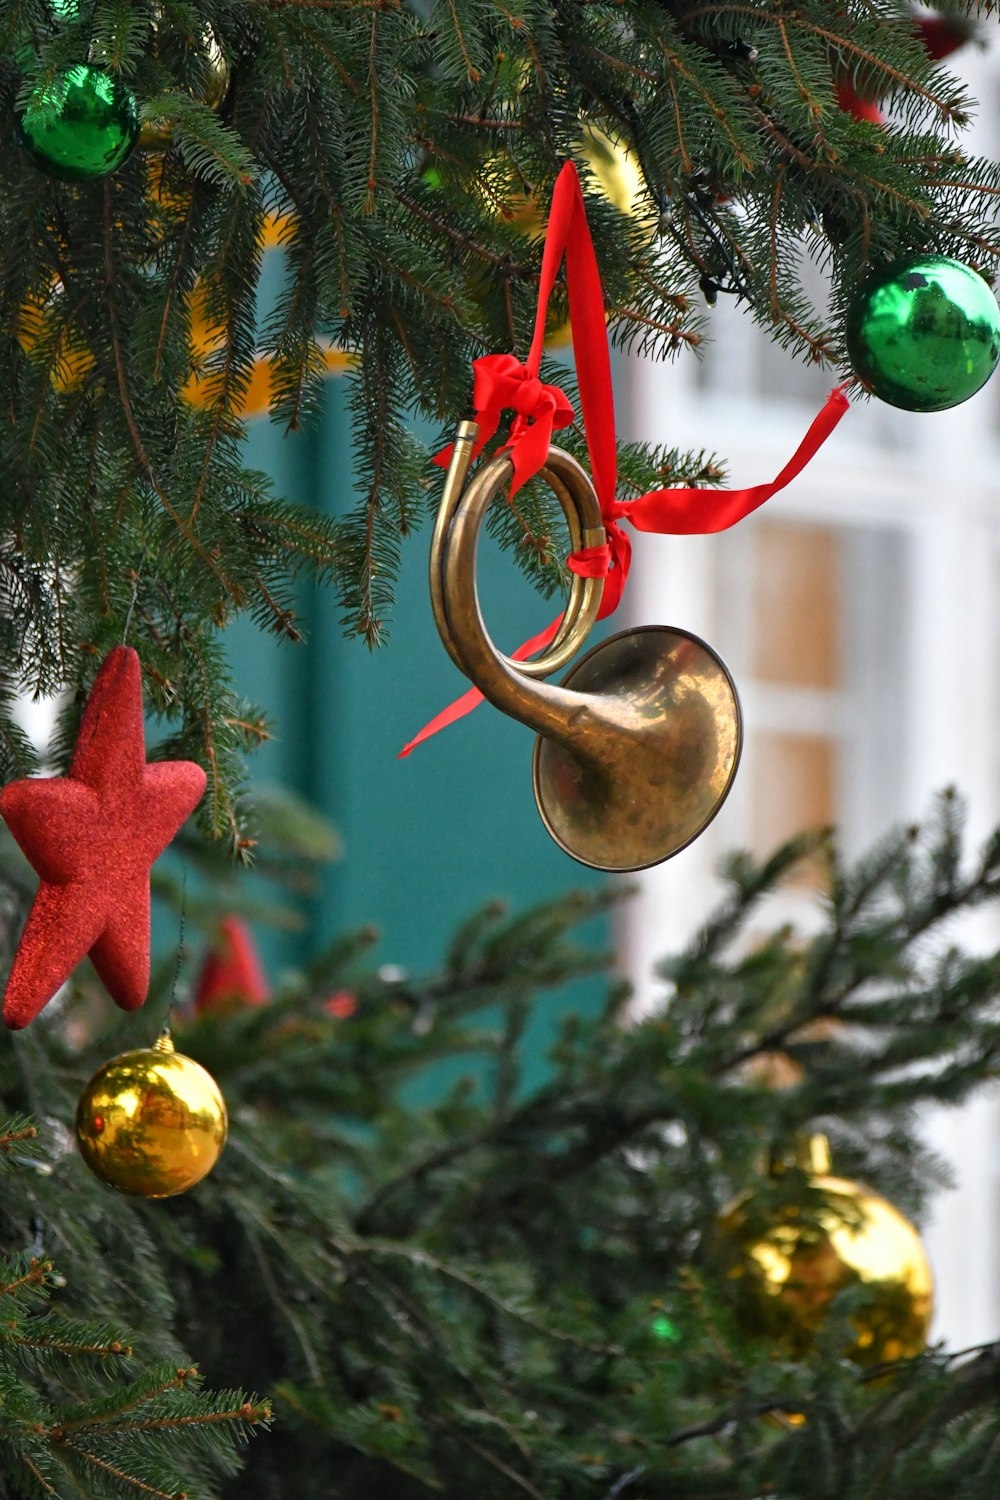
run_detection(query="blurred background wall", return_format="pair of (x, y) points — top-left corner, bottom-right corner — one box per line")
(225, 357), (612, 1077)
(620, 33), (1000, 1350)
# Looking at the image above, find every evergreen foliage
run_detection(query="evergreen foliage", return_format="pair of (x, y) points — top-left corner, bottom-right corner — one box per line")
(4, 4), (1000, 1493)
(0, 1115), (270, 1499)
(2, 794), (1000, 1496)
(1, 1), (999, 831)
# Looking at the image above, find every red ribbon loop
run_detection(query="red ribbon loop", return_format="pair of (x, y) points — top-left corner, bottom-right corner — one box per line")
(567, 519), (632, 618)
(566, 543), (612, 577)
(401, 163), (850, 758)
(433, 353), (575, 492)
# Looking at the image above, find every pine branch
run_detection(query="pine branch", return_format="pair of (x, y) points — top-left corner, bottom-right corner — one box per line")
(0, 1259), (51, 1302)
(332, 1233), (626, 1356)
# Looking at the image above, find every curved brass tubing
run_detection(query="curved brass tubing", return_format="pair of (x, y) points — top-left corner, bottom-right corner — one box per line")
(430, 422), (607, 679)
(432, 429), (744, 872)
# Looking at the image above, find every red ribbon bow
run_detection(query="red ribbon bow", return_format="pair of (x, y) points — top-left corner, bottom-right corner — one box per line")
(435, 353), (575, 494)
(400, 162), (849, 757)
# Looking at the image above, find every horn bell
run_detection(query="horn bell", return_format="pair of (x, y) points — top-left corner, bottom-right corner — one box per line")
(532, 624), (743, 872)
(432, 429), (744, 873)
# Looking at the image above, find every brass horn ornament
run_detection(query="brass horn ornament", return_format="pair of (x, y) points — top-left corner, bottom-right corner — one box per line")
(430, 422), (744, 873)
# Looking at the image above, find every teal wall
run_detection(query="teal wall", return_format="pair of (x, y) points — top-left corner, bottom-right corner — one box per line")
(225, 376), (609, 1007)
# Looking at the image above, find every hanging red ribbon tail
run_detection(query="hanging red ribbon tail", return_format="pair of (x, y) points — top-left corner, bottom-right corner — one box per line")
(398, 614), (563, 758)
(616, 382), (851, 541)
(402, 161), (850, 756)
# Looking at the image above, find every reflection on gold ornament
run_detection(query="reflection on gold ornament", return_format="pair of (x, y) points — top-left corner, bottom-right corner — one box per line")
(580, 125), (648, 223)
(497, 129), (653, 249)
(260, 211), (295, 251)
(717, 1136), (933, 1365)
(492, 126), (647, 237)
(75, 1030), (227, 1197)
(481, 127), (651, 347)
(140, 19), (230, 152)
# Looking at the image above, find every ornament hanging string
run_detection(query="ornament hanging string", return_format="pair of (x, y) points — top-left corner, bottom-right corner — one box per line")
(122, 544), (149, 646)
(400, 161), (850, 757)
(166, 861), (188, 1031)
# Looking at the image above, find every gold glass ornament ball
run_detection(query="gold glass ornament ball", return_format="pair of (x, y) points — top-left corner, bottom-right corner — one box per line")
(140, 22), (230, 151)
(75, 1033), (227, 1198)
(491, 126), (650, 240)
(718, 1148), (933, 1365)
(579, 125), (649, 224)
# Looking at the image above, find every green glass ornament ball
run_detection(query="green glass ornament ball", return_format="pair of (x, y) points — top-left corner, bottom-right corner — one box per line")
(17, 63), (139, 182)
(846, 255), (1000, 412)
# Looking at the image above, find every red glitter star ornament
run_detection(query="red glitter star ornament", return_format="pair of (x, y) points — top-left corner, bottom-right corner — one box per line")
(1, 646), (206, 1030)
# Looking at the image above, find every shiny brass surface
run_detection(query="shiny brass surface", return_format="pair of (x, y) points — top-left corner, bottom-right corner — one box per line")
(533, 626), (742, 870)
(76, 1032), (227, 1198)
(432, 427), (743, 871)
(431, 429), (606, 680)
(718, 1141), (934, 1365)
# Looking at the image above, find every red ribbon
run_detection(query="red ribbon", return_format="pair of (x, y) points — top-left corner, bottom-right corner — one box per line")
(400, 161), (849, 757)
(838, 15), (971, 125)
(434, 354), (575, 495)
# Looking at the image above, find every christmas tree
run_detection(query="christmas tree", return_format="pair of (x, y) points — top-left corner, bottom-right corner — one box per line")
(6, 797), (1000, 1497)
(2, 1), (1000, 1496)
